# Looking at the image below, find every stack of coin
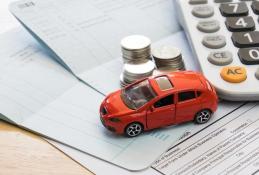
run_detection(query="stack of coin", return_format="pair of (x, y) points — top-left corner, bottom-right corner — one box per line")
(152, 45), (185, 71)
(120, 60), (155, 87)
(121, 35), (151, 63)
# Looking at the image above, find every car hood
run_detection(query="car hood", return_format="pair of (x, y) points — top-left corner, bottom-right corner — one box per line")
(104, 90), (134, 116)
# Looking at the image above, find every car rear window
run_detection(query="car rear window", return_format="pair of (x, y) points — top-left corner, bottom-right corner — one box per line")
(155, 76), (173, 91)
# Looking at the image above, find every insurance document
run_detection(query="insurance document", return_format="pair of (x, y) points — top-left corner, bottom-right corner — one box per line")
(152, 102), (259, 175)
(9, 0), (180, 89)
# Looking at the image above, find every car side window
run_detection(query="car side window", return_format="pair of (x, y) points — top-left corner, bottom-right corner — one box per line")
(154, 95), (174, 108)
(178, 91), (196, 102)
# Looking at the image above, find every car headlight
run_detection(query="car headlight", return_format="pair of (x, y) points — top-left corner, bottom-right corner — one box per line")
(101, 106), (108, 115)
(109, 117), (121, 122)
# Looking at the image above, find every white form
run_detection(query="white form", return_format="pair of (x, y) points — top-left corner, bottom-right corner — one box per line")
(9, 0), (180, 89)
(152, 103), (259, 175)
(48, 101), (243, 175)
(47, 32), (244, 174)
(0, 28), (200, 171)
(0, 0), (17, 34)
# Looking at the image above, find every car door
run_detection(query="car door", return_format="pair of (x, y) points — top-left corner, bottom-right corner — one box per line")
(175, 90), (201, 123)
(146, 94), (175, 129)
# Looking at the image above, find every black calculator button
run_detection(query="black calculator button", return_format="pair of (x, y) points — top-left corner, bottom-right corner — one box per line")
(225, 16), (255, 32)
(238, 48), (259, 65)
(232, 31), (259, 48)
(252, 1), (259, 15)
(214, 0), (232, 3)
(220, 2), (248, 17)
(189, 0), (207, 5)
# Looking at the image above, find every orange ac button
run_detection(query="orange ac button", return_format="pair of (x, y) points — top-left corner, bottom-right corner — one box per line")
(220, 66), (247, 83)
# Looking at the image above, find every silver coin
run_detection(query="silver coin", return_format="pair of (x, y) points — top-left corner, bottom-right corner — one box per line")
(121, 35), (151, 51)
(122, 60), (155, 84)
(121, 35), (152, 63)
(152, 46), (181, 60)
(123, 60), (155, 75)
(152, 45), (185, 71)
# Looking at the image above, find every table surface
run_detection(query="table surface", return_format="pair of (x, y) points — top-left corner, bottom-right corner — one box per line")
(0, 120), (93, 175)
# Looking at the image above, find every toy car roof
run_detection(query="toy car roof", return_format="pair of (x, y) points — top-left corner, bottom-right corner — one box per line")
(150, 71), (205, 95)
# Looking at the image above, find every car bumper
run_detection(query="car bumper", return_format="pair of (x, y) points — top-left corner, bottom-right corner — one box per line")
(100, 115), (125, 134)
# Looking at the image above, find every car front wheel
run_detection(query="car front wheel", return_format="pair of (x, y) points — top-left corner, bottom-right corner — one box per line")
(125, 122), (143, 137)
(194, 109), (212, 124)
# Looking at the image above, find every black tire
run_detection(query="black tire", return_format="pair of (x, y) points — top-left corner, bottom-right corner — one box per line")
(194, 109), (212, 124)
(125, 122), (143, 137)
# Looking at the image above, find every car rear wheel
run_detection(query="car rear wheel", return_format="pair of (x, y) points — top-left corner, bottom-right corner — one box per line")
(125, 122), (143, 137)
(194, 109), (212, 124)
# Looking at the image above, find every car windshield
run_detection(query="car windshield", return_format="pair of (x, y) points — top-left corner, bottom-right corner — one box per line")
(121, 79), (157, 110)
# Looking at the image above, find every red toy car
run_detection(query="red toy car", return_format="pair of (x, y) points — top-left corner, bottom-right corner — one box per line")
(100, 71), (218, 137)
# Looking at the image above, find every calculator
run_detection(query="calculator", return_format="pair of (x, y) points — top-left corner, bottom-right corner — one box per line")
(176, 0), (259, 101)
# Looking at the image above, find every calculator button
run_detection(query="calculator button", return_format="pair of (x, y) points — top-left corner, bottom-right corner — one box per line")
(220, 66), (247, 83)
(197, 20), (220, 33)
(252, 1), (259, 15)
(214, 0), (232, 3)
(208, 51), (233, 66)
(219, 2), (248, 17)
(189, 0), (207, 5)
(192, 5), (214, 18)
(232, 31), (259, 48)
(238, 48), (259, 65)
(255, 68), (259, 80)
(202, 35), (226, 49)
(225, 16), (255, 32)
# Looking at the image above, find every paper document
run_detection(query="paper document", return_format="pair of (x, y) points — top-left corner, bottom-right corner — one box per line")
(152, 103), (259, 175)
(9, 0), (180, 88)
(47, 32), (244, 174)
(0, 28), (193, 171)
(0, 0), (17, 34)
(49, 102), (242, 175)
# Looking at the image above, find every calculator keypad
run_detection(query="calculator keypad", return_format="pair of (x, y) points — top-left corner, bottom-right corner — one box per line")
(225, 16), (255, 32)
(219, 2), (248, 17)
(180, 0), (259, 99)
(190, 1), (259, 85)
